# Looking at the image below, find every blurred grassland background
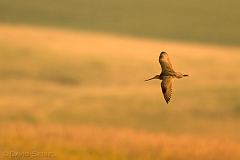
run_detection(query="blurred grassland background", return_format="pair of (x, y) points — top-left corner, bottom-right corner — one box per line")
(1, 0), (240, 45)
(0, 0), (240, 160)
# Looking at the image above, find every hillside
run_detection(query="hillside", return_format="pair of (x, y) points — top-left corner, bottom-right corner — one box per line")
(0, 24), (240, 159)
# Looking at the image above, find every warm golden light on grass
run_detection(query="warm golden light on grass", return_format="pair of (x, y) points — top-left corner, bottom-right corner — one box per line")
(1, 123), (240, 160)
(0, 24), (240, 159)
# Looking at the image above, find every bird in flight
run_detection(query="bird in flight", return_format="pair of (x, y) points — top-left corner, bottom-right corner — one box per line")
(145, 51), (189, 104)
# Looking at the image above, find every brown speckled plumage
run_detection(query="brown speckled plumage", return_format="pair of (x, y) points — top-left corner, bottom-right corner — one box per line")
(145, 52), (189, 104)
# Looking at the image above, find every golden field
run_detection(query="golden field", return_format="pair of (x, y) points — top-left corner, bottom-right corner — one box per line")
(0, 24), (240, 160)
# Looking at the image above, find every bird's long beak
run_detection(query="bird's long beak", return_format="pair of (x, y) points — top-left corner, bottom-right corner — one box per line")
(145, 76), (156, 81)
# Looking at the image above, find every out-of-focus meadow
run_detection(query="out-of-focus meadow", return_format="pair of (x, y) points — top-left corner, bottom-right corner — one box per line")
(0, 0), (240, 160)
(1, 0), (240, 45)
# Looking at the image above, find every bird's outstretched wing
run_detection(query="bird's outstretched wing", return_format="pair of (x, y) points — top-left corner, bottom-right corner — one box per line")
(159, 52), (174, 73)
(161, 76), (173, 104)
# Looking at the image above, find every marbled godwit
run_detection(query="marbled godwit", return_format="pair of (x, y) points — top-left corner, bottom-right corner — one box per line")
(145, 51), (189, 104)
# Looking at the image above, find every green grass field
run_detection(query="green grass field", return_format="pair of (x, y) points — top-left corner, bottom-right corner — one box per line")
(1, 0), (240, 45)
(0, 24), (240, 159)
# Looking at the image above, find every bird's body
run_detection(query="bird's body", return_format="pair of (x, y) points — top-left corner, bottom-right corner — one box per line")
(145, 51), (189, 104)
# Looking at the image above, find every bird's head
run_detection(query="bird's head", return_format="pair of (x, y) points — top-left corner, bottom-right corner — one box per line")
(145, 75), (160, 81)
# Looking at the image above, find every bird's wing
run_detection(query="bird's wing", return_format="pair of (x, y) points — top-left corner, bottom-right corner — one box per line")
(161, 76), (173, 104)
(159, 52), (174, 73)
